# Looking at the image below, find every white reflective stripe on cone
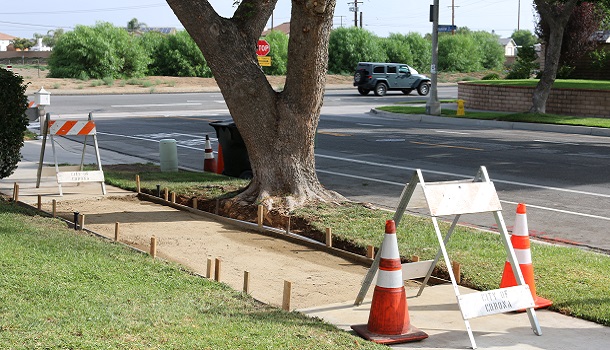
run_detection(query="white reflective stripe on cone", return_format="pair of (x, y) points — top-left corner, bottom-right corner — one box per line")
(513, 214), (529, 236)
(514, 248), (532, 264)
(380, 236), (398, 259)
(376, 270), (404, 289)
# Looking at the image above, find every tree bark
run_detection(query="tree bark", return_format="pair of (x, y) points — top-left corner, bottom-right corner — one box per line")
(167, 0), (343, 209)
(530, 0), (579, 113)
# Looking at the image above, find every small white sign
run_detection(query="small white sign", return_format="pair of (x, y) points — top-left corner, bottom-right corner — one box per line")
(430, 64), (437, 73)
(57, 170), (105, 184)
(458, 285), (535, 319)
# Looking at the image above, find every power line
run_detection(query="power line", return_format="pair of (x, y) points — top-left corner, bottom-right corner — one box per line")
(0, 3), (167, 16)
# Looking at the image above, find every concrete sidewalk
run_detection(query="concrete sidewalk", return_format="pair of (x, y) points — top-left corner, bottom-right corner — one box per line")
(300, 284), (608, 349)
(1, 134), (608, 350)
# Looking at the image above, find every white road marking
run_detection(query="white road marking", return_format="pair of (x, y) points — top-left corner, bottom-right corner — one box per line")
(357, 123), (384, 127)
(317, 169), (610, 221)
(111, 103), (202, 108)
(534, 139), (579, 145)
(92, 131), (610, 221)
(315, 153), (610, 199)
(436, 130), (470, 135)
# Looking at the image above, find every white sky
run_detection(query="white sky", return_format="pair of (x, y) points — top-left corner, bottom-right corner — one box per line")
(0, 0), (537, 39)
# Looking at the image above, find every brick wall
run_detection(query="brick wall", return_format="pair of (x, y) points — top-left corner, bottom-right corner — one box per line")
(457, 83), (610, 118)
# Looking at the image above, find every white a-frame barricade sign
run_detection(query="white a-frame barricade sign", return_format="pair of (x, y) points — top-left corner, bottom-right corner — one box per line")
(355, 166), (541, 349)
(36, 112), (106, 196)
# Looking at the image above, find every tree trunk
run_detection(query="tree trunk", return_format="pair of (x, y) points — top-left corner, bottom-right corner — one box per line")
(167, 0), (343, 209)
(530, 0), (578, 113)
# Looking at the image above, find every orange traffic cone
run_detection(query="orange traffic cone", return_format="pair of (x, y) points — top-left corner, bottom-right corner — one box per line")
(500, 203), (552, 309)
(216, 143), (224, 175)
(203, 135), (216, 173)
(351, 220), (428, 345)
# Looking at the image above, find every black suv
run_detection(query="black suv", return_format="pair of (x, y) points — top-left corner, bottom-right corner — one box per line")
(353, 62), (431, 96)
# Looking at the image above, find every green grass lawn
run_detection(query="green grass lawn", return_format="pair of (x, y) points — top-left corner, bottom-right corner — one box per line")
(377, 105), (610, 129)
(464, 79), (610, 90)
(99, 165), (610, 327)
(0, 200), (385, 349)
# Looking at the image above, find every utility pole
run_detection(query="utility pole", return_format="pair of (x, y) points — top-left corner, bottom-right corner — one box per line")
(350, 1), (363, 27)
(517, 0), (521, 31)
(449, 0), (460, 34)
(335, 15), (346, 28)
(426, 0), (441, 116)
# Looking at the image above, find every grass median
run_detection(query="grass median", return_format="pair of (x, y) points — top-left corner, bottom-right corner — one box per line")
(377, 105), (610, 129)
(0, 199), (385, 349)
(100, 164), (610, 327)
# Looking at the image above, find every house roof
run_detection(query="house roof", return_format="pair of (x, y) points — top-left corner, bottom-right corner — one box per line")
(262, 22), (290, 36)
(0, 32), (16, 40)
(498, 37), (516, 46)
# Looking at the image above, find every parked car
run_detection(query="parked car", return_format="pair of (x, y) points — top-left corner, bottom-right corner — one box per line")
(353, 62), (431, 96)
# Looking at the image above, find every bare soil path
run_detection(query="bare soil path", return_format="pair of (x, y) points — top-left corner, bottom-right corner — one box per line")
(51, 195), (374, 310)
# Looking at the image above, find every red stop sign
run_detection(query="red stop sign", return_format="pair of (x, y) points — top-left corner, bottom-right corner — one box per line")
(257, 39), (270, 56)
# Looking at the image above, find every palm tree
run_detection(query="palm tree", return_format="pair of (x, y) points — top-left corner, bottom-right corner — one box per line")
(127, 18), (147, 35)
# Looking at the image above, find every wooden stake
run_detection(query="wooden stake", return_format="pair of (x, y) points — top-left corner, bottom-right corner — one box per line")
(78, 214), (85, 231)
(214, 258), (221, 282)
(171, 192), (176, 203)
(163, 188), (169, 201)
(366, 245), (375, 259)
(192, 198), (198, 209)
(285, 216), (290, 234)
(452, 261), (461, 284)
(135, 174), (141, 193)
(37, 195), (42, 210)
(206, 258), (213, 278)
(114, 222), (120, 242)
(52, 199), (56, 218)
(13, 183), (19, 202)
(411, 255), (420, 262)
(325, 227), (332, 247)
(282, 280), (292, 311)
(150, 236), (157, 258)
(257, 205), (264, 229)
(243, 271), (250, 294)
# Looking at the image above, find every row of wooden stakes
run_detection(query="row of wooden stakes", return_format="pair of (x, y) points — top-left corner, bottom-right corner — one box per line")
(11, 180), (461, 302)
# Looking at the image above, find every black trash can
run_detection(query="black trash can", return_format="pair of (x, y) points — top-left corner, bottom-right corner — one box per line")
(209, 120), (252, 179)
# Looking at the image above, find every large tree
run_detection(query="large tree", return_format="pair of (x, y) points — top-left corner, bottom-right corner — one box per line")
(166, 0), (343, 210)
(530, 0), (579, 113)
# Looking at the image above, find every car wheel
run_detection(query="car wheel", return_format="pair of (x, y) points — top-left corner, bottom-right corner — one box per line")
(401, 89), (413, 95)
(374, 82), (388, 96)
(358, 87), (370, 95)
(353, 69), (368, 84)
(417, 82), (430, 96)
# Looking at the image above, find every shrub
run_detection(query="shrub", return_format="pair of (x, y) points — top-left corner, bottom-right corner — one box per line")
(506, 45), (539, 79)
(482, 73), (501, 80)
(328, 27), (387, 74)
(0, 68), (29, 179)
(49, 22), (150, 79)
(149, 30), (211, 77)
(262, 31), (288, 76)
(438, 34), (482, 72)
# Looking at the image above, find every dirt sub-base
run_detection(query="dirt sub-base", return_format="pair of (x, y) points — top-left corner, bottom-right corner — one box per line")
(52, 196), (374, 310)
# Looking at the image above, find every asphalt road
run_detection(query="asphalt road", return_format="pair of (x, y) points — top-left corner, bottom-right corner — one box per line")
(45, 88), (610, 254)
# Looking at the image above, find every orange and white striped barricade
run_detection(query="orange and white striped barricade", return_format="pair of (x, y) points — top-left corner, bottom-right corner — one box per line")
(36, 112), (106, 196)
(355, 166), (541, 349)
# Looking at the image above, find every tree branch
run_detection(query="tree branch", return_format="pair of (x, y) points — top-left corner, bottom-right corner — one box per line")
(234, 0), (278, 41)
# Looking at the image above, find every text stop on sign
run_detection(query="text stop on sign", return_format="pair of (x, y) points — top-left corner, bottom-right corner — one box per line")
(257, 39), (270, 56)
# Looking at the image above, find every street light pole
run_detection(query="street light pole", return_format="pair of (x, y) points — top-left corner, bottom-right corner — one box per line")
(426, 0), (441, 116)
